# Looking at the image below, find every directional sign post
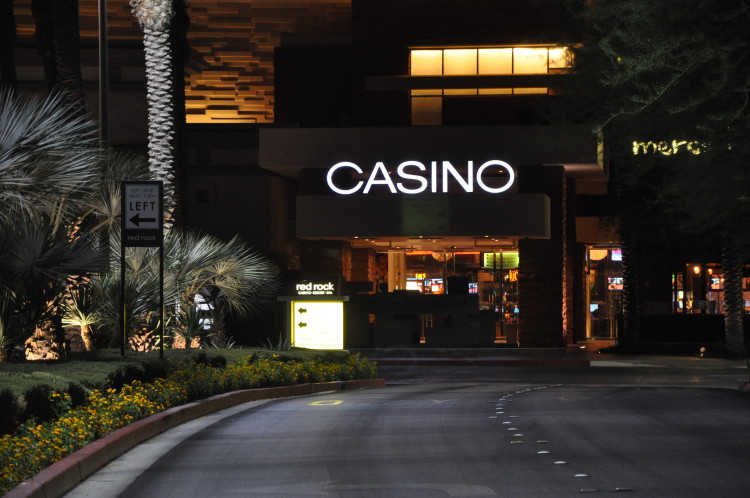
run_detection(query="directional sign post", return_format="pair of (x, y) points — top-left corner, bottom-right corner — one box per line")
(123, 182), (163, 248)
(290, 301), (344, 349)
(121, 181), (165, 359)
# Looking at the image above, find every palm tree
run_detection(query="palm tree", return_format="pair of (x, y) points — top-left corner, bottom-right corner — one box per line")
(0, 89), (104, 359)
(130, 0), (179, 231)
(95, 230), (280, 351)
(0, 215), (106, 354)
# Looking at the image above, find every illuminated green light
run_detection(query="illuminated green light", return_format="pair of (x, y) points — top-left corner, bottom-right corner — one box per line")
(483, 252), (519, 269)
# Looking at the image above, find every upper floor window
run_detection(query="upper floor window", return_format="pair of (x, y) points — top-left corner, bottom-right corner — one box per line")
(409, 46), (571, 95)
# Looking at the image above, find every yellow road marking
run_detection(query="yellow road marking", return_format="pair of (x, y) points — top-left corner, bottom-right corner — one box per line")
(309, 400), (343, 406)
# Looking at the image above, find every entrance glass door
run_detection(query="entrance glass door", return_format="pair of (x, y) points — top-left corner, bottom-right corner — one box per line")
(585, 245), (623, 339)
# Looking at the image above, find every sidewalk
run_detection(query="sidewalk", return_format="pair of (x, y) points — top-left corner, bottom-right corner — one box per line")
(352, 346), (749, 370)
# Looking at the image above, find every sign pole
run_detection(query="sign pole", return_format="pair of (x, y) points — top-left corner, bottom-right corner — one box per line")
(159, 244), (164, 360)
(121, 181), (164, 358)
(120, 222), (126, 357)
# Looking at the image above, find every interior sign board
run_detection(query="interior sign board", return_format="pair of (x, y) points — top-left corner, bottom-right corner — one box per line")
(122, 181), (163, 247)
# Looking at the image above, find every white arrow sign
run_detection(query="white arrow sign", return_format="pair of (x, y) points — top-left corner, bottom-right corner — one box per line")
(124, 184), (161, 230)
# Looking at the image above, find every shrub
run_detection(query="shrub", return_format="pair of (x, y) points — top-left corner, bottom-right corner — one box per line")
(106, 363), (147, 389)
(20, 385), (71, 423)
(0, 389), (18, 435)
(0, 353), (378, 494)
(66, 382), (88, 408)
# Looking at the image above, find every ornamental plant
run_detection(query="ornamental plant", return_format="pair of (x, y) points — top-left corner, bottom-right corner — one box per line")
(0, 353), (378, 494)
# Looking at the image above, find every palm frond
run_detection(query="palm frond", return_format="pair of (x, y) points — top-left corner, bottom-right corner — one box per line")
(0, 89), (101, 224)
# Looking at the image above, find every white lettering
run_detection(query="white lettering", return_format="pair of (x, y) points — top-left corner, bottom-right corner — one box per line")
(475, 160), (515, 193)
(396, 161), (428, 194)
(442, 160), (473, 193)
(363, 162), (397, 194)
(296, 281), (336, 296)
(326, 160), (515, 195)
(326, 162), (364, 195)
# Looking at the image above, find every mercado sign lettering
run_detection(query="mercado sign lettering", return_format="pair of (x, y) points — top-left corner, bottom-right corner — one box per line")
(632, 140), (706, 156)
(326, 160), (515, 195)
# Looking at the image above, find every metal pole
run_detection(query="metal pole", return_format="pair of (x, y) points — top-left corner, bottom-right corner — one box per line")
(120, 241), (126, 357)
(159, 244), (164, 360)
(98, 0), (109, 146)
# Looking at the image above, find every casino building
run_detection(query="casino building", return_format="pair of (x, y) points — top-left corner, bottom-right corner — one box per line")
(9, 0), (627, 348)
(256, 0), (620, 348)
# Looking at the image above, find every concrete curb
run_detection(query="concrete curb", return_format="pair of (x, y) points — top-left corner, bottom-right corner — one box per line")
(6, 378), (386, 498)
(373, 358), (591, 367)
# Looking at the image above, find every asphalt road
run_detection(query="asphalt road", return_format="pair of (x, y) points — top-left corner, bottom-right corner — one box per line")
(67, 364), (750, 497)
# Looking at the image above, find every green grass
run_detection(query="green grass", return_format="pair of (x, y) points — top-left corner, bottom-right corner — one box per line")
(0, 348), (352, 398)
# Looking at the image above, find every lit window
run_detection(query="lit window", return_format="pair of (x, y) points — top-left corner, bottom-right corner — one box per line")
(548, 47), (570, 69)
(409, 45), (570, 125)
(443, 49), (477, 75)
(411, 97), (442, 125)
(410, 50), (443, 75)
(478, 48), (512, 74)
(409, 45), (570, 92)
(512, 47), (549, 74)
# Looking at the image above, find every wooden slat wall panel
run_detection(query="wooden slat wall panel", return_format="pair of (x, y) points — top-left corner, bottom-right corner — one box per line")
(13, 0), (352, 123)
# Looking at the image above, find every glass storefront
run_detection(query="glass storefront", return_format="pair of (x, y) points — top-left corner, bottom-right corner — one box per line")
(585, 245), (623, 339)
(384, 250), (521, 342)
(672, 263), (750, 314)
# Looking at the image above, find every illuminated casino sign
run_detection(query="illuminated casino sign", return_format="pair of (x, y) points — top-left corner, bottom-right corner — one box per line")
(295, 280), (337, 296)
(326, 160), (515, 195)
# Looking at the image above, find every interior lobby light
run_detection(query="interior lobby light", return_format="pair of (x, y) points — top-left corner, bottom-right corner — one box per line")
(589, 249), (608, 261)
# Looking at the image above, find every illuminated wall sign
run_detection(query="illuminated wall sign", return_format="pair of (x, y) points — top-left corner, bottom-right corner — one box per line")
(291, 301), (344, 349)
(295, 281), (337, 296)
(326, 160), (515, 195)
(483, 252), (519, 269)
(632, 140), (706, 156)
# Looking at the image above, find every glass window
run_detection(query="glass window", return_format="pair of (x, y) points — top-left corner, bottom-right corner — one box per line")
(443, 49), (477, 75)
(585, 245), (623, 339)
(478, 48), (513, 74)
(512, 47), (549, 74)
(410, 50), (443, 75)
(411, 97), (442, 125)
(409, 45), (571, 125)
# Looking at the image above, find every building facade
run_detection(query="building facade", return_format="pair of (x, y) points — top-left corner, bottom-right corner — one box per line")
(261, 0), (620, 348)
(8, 0), (633, 348)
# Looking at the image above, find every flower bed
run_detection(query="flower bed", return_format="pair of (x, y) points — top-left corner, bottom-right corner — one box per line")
(0, 353), (378, 494)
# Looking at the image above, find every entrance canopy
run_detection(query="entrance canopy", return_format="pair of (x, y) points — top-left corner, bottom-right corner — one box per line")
(259, 124), (602, 180)
(296, 193), (549, 251)
(260, 124), (600, 251)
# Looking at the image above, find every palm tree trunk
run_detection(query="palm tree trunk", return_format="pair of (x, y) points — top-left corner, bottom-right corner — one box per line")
(132, 0), (179, 231)
(52, 0), (86, 115)
(619, 219), (640, 351)
(80, 324), (94, 351)
(0, 0), (17, 96)
(31, 0), (57, 91)
(721, 231), (746, 359)
(142, 25), (176, 231)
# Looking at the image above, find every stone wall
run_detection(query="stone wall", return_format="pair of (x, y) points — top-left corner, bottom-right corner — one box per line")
(517, 165), (567, 347)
